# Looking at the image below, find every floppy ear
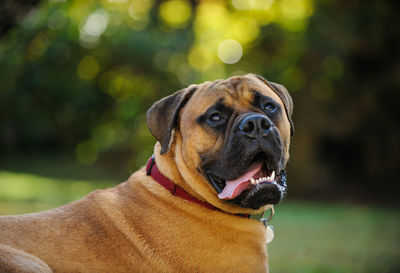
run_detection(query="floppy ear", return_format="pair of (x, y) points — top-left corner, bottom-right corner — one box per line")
(254, 74), (295, 136)
(146, 86), (197, 154)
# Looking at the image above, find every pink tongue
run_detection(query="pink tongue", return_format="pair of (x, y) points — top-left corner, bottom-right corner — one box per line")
(217, 162), (263, 200)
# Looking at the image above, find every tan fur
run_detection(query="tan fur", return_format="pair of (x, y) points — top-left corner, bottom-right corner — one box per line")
(0, 245), (52, 273)
(0, 74), (292, 273)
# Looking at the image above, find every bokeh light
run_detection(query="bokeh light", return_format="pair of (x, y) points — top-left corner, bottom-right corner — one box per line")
(159, 0), (192, 28)
(79, 9), (109, 48)
(218, 39), (243, 64)
(128, 0), (154, 29)
(188, 45), (213, 71)
(77, 56), (100, 80)
(232, 0), (274, 10)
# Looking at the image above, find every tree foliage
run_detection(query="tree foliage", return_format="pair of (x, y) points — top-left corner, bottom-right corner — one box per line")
(0, 0), (398, 201)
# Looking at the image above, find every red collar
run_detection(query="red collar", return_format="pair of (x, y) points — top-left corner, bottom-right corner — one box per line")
(146, 156), (220, 211)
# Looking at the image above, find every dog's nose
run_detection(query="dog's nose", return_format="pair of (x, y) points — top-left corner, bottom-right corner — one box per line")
(239, 114), (272, 139)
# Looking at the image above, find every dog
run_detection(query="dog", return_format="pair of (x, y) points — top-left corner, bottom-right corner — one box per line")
(0, 74), (294, 273)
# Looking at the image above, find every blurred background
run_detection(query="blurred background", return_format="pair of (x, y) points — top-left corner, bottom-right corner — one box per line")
(0, 0), (399, 272)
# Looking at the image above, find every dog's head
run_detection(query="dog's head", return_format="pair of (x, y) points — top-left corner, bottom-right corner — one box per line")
(147, 74), (294, 212)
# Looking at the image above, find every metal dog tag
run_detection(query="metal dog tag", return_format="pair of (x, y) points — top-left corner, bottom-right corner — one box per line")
(266, 225), (274, 244)
(260, 206), (275, 244)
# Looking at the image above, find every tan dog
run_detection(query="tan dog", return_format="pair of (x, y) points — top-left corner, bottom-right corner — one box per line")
(0, 74), (294, 273)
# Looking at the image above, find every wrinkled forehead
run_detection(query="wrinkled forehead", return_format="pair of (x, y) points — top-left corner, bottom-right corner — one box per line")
(185, 75), (284, 115)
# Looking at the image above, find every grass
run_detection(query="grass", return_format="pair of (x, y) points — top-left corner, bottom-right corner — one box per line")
(268, 201), (400, 273)
(0, 154), (126, 213)
(0, 156), (399, 272)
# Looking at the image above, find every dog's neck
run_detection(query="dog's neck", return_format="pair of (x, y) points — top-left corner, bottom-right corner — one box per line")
(146, 156), (221, 211)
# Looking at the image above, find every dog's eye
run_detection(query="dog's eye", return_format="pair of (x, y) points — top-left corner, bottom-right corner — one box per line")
(208, 112), (223, 122)
(264, 103), (276, 111)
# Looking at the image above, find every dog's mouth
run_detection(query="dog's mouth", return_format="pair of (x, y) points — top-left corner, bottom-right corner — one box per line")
(206, 153), (287, 202)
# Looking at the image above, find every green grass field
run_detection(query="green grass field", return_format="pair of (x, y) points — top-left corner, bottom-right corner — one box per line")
(0, 157), (399, 273)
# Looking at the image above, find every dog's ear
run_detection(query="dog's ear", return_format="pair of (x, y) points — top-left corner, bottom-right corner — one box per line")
(253, 74), (295, 136)
(146, 86), (197, 154)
